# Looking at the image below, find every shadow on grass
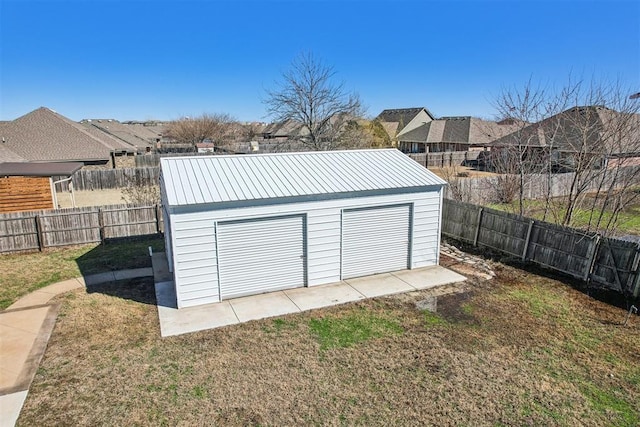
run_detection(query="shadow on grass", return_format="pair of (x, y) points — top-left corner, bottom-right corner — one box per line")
(86, 276), (157, 306)
(76, 235), (164, 306)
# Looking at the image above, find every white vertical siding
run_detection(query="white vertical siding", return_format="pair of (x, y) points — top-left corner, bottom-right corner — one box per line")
(411, 190), (442, 268)
(172, 218), (219, 308)
(168, 189), (444, 307)
(307, 209), (341, 286)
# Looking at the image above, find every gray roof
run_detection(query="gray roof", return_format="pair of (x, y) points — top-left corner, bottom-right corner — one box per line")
(80, 119), (158, 149)
(0, 107), (114, 162)
(0, 142), (25, 162)
(399, 117), (519, 145)
(0, 161), (83, 176)
(376, 107), (435, 124)
(491, 106), (640, 154)
(161, 148), (446, 207)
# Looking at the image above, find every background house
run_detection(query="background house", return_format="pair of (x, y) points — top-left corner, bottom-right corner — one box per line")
(375, 107), (435, 143)
(398, 116), (520, 153)
(489, 106), (640, 171)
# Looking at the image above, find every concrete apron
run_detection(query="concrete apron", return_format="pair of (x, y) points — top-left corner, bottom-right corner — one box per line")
(153, 253), (467, 337)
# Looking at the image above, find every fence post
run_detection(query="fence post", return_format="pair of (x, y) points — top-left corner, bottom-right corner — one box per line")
(34, 215), (45, 251)
(98, 208), (105, 242)
(155, 204), (162, 233)
(584, 234), (601, 282)
(522, 220), (534, 261)
(473, 207), (483, 246)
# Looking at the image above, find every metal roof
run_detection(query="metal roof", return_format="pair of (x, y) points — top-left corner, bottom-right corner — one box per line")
(161, 149), (446, 207)
(0, 161), (83, 177)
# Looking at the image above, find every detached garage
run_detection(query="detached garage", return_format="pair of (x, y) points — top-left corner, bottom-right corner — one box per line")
(160, 149), (446, 308)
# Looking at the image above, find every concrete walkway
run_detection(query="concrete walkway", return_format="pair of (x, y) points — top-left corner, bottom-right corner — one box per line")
(151, 253), (467, 337)
(0, 268), (152, 427)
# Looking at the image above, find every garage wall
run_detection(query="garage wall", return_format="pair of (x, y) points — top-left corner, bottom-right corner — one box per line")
(307, 208), (342, 285)
(171, 217), (219, 308)
(168, 189), (443, 307)
(411, 190), (443, 267)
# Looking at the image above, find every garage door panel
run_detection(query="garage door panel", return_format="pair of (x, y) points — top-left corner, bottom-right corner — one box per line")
(342, 205), (411, 279)
(217, 215), (306, 299)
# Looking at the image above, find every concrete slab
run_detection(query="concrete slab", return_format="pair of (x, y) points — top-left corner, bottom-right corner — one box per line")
(154, 282), (239, 337)
(391, 266), (466, 290)
(155, 281), (177, 309)
(84, 271), (116, 286)
(345, 273), (415, 297)
(0, 390), (28, 427)
(152, 266), (469, 337)
(113, 268), (153, 281)
(284, 282), (365, 312)
(229, 292), (301, 322)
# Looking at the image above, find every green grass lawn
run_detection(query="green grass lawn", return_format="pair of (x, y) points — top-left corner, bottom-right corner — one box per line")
(0, 236), (164, 310)
(488, 197), (640, 236)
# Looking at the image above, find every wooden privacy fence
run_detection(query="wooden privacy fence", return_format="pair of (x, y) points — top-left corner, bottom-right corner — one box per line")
(441, 199), (640, 298)
(0, 204), (163, 253)
(53, 167), (161, 191)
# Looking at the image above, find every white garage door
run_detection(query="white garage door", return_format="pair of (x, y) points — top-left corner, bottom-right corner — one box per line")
(342, 204), (411, 279)
(217, 215), (306, 299)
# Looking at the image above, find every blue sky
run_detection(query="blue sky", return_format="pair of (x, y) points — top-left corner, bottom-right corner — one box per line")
(1, 0), (638, 122)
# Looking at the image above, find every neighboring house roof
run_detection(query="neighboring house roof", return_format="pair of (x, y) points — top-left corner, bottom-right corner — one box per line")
(0, 161), (82, 176)
(160, 148), (446, 207)
(80, 119), (156, 149)
(376, 107), (435, 124)
(376, 108), (436, 140)
(491, 106), (640, 155)
(0, 142), (26, 162)
(0, 107), (117, 162)
(262, 119), (307, 138)
(398, 116), (518, 145)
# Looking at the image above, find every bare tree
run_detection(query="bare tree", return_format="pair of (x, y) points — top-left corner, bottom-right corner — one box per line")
(492, 77), (640, 236)
(264, 52), (364, 150)
(164, 113), (239, 150)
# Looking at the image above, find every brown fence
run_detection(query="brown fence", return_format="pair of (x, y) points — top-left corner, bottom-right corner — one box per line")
(0, 204), (163, 253)
(408, 151), (480, 168)
(442, 199), (640, 298)
(53, 167), (161, 191)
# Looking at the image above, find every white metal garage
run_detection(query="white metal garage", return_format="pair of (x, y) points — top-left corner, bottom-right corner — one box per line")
(160, 149), (447, 308)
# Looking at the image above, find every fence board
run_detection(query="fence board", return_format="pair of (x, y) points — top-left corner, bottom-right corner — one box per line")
(53, 167), (160, 191)
(0, 212), (39, 252)
(0, 203), (164, 253)
(442, 198), (640, 297)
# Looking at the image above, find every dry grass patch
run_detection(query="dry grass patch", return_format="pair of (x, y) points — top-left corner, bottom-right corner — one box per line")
(0, 236), (163, 309)
(19, 264), (640, 426)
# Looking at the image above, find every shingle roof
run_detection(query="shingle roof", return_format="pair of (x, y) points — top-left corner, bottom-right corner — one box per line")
(491, 106), (640, 154)
(398, 117), (519, 145)
(0, 142), (25, 162)
(376, 107), (435, 124)
(161, 148), (446, 207)
(0, 107), (115, 162)
(81, 119), (158, 149)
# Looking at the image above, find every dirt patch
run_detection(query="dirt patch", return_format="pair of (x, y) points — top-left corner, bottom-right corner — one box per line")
(55, 189), (125, 208)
